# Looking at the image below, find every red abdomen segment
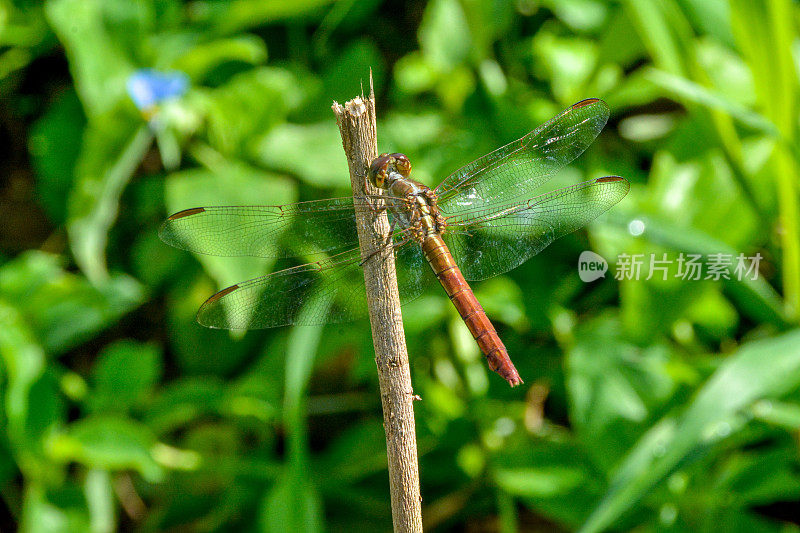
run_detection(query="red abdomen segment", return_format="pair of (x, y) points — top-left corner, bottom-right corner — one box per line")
(421, 235), (523, 386)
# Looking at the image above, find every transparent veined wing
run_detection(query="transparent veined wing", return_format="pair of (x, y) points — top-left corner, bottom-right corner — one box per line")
(435, 98), (610, 215)
(159, 197), (361, 258)
(195, 231), (433, 328)
(442, 176), (629, 280)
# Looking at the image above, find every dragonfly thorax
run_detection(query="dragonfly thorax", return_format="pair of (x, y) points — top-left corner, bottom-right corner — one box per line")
(368, 152), (411, 189)
(389, 178), (445, 242)
(369, 153), (445, 242)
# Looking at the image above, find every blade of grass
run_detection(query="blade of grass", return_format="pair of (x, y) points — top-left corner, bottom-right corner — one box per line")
(625, 0), (769, 223)
(623, 0), (690, 75)
(644, 68), (779, 137)
(284, 297), (329, 464)
(580, 329), (800, 533)
(731, 0), (800, 321)
(606, 211), (789, 328)
(262, 296), (330, 533)
(497, 488), (518, 533)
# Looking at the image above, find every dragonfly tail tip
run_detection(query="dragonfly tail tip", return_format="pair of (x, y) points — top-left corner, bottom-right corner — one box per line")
(506, 373), (524, 387)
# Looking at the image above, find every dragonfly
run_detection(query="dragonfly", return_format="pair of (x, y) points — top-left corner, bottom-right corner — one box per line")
(159, 98), (629, 387)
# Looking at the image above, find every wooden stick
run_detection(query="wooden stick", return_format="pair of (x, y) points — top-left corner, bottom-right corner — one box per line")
(332, 77), (423, 533)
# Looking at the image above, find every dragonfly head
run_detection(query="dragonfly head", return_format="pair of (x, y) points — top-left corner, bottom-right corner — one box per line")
(368, 153), (412, 189)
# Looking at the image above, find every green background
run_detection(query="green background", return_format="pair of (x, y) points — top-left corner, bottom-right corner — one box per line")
(2, 0), (800, 531)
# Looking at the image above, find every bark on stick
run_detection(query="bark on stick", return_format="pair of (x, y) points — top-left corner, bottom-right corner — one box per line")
(332, 80), (423, 533)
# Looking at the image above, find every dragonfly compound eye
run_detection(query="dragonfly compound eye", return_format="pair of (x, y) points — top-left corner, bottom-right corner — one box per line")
(390, 153), (412, 177)
(368, 154), (394, 189)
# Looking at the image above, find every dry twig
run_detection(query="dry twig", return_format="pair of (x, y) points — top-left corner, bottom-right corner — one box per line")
(332, 77), (423, 533)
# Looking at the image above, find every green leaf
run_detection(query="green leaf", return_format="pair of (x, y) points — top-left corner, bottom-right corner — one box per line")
(260, 471), (323, 533)
(165, 277), (261, 375)
(723, 448), (800, 506)
(492, 439), (600, 529)
(685, 287), (738, 339)
(678, 0), (734, 46)
(580, 329), (800, 533)
(21, 483), (90, 533)
(474, 277), (527, 331)
(189, 0), (335, 34)
(284, 319), (326, 414)
(68, 115), (152, 284)
(84, 469), (115, 533)
(90, 340), (162, 413)
(645, 68), (779, 137)
(130, 227), (184, 288)
(154, 127), (182, 171)
(0, 300), (46, 433)
(0, 433), (15, 485)
(144, 377), (227, 434)
(730, 0), (800, 320)
(0, 3), (50, 50)
(602, 209), (787, 329)
(172, 34), (268, 81)
(253, 122), (349, 187)
(597, 8), (647, 69)
(730, 0), (797, 137)
(419, 0), (472, 71)
(0, 251), (145, 355)
(380, 112), (447, 154)
(623, 0), (693, 76)
(48, 415), (164, 483)
(750, 399), (800, 430)
(28, 89), (86, 224)
(282, 297), (330, 496)
(542, 0), (608, 32)
(45, 0), (134, 118)
(532, 33), (598, 103)
(203, 67), (305, 157)
(394, 51), (438, 94)
(317, 421), (386, 486)
(0, 298), (65, 486)
(567, 315), (684, 470)
(495, 466), (586, 498)
(695, 38), (755, 108)
(321, 39), (385, 102)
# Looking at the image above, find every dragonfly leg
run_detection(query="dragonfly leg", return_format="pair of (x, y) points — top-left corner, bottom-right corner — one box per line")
(363, 173), (374, 196)
(357, 229), (415, 268)
(358, 222), (399, 267)
(425, 189), (447, 233)
(358, 243), (390, 267)
(359, 195), (391, 221)
(392, 235), (412, 249)
(386, 216), (398, 240)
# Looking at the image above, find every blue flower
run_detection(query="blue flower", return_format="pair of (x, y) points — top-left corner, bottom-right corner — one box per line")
(127, 69), (189, 112)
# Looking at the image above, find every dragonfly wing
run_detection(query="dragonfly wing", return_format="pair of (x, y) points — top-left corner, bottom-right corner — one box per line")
(197, 235), (433, 328)
(394, 233), (436, 300)
(159, 197), (361, 258)
(443, 176), (629, 281)
(436, 98), (609, 213)
(198, 248), (366, 328)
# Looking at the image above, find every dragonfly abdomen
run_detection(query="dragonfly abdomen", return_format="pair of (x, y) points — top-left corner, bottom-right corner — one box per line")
(421, 234), (523, 387)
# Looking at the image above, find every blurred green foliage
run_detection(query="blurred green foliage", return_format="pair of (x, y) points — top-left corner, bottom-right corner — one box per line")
(1, 0), (800, 531)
